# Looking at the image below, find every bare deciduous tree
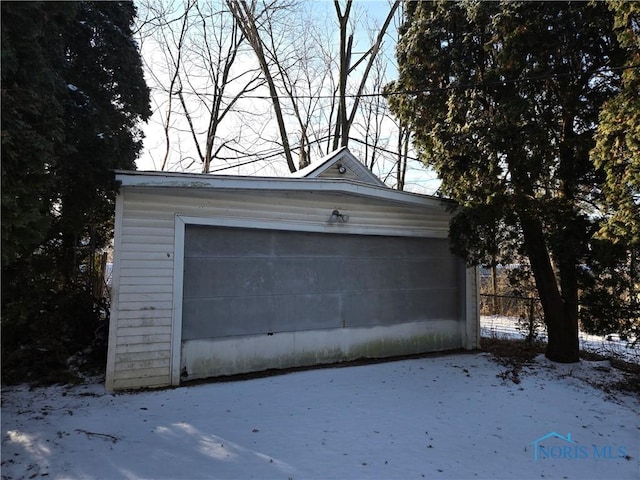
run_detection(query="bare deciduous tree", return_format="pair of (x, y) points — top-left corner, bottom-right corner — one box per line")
(226, 0), (298, 172)
(137, 0), (267, 172)
(137, 0), (436, 193)
(332, 0), (400, 150)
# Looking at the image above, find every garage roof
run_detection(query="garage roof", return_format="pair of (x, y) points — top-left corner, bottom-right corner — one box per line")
(116, 148), (451, 211)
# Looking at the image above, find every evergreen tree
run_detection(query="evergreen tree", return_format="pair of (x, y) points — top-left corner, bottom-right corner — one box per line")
(1, 2), (73, 268)
(586, 1), (639, 343)
(55, 1), (152, 281)
(386, 1), (626, 361)
(592, 2), (640, 247)
(1, 1), (150, 382)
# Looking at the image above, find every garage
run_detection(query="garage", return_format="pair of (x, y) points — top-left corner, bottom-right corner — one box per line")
(106, 148), (479, 390)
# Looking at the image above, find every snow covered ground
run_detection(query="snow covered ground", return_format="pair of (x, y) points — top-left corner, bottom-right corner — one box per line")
(2, 349), (638, 479)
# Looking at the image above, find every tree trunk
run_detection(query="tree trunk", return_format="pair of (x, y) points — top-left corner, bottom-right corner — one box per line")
(545, 292), (580, 363)
(518, 211), (579, 363)
(333, 0), (352, 150)
(509, 133), (580, 363)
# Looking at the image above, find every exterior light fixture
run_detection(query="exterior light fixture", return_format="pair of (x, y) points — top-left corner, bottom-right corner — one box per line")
(337, 163), (347, 174)
(330, 209), (349, 222)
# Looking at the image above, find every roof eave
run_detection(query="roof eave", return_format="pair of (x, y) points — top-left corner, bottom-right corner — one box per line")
(115, 170), (452, 210)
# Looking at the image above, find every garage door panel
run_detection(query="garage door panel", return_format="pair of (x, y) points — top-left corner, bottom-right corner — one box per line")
(184, 257), (276, 298)
(285, 293), (343, 331)
(276, 231), (357, 257)
(186, 226), (275, 257)
(341, 290), (403, 327)
(280, 231), (414, 258)
(182, 226), (463, 342)
(342, 288), (458, 328)
(182, 297), (259, 339)
(183, 256), (454, 298)
(268, 258), (340, 294)
(186, 225), (455, 259)
(182, 293), (343, 339)
(402, 236), (447, 257)
(406, 257), (458, 288)
(183, 288), (459, 339)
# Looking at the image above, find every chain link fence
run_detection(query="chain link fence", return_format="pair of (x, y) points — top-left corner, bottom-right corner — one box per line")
(480, 294), (640, 363)
(480, 293), (546, 344)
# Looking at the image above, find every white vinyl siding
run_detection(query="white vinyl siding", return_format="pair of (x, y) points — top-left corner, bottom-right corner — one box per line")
(106, 189), (175, 390)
